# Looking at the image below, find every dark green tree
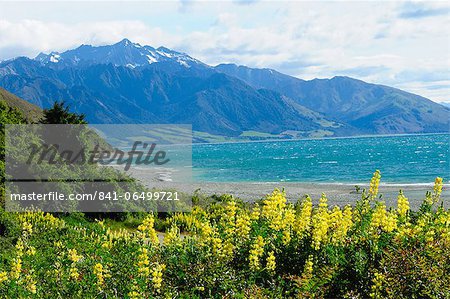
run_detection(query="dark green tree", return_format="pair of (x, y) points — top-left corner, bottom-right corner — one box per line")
(41, 101), (86, 124)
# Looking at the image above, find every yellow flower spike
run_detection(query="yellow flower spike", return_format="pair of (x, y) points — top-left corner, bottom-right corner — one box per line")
(318, 193), (328, 210)
(151, 263), (166, 292)
(211, 235), (223, 256)
(384, 212), (398, 233)
(136, 247), (151, 277)
(93, 263), (105, 289)
(222, 240), (234, 258)
(283, 206), (296, 228)
(236, 213), (251, 240)
(69, 267), (79, 281)
(22, 222), (33, 235)
(329, 206), (348, 245)
(250, 204), (261, 221)
(262, 189), (287, 230)
(303, 255), (314, 280)
(164, 224), (180, 246)
(68, 249), (82, 263)
(138, 215), (160, 246)
(371, 202), (387, 229)
(397, 191), (410, 218)
(282, 229), (291, 245)
(249, 235), (265, 271)
(294, 196), (313, 237)
(369, 170), (381, 199)
(266, 251), (276, 274)
(27, 246), (36, 256)
(311, 197), (330, 249)
(0, 271), (8, 284)
(226, 200), (238, 221)
(128, 290), (141, 299)
(15, 239), (24, 255)
(10, 257), (22, 280)
(370, 271), (385, 299)
(434, 177), (443, 198)
(25, 274), (37, 294)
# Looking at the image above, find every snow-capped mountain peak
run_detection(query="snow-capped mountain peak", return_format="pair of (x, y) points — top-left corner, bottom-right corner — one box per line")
(34, 39), (204, 69)
(35, 51), (62, 64)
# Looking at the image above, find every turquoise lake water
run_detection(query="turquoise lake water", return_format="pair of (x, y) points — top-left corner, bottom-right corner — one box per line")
(192, 134), (450, 183)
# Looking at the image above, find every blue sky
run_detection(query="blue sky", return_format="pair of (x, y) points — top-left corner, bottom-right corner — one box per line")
(0, 1), (448, 102)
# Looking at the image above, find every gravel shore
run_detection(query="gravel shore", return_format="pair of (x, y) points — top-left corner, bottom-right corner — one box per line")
(130, 171), (448, 210)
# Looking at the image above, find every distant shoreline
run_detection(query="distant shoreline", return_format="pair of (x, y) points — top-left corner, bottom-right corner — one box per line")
(192, 131), (450, 145)
(130, 172), (449, 210)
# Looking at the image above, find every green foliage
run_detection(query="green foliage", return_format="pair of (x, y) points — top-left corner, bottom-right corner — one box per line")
(41, 101), (86, 125)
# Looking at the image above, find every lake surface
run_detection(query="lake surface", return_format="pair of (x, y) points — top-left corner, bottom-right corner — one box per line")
(192, 134), (449, 184)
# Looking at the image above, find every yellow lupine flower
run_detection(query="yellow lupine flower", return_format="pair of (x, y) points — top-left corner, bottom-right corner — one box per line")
(93, 263), (105, 287)
(225, 200), (238, 221)
(371, 203), (387, 229)
(397, 191), (410, 218)
(164, 225), (180, 245)
(384, 212), (398, 233)
(137, 247), (150, 277)
(68, 249), (82, 263)
(138, 215), (160, 246)
(0, 271), (8, 284)
(266, 251), (276, 274)
(369, 170), (381, 199)
(311, 214), (329, 249)
(311, 197), (330, 250)
(69, 267), (79, 281)
(294, 196), (313, 236)
(283, 206), (296, 227)
(329, 206), (353, 245)
(282, 229), (291, 245)
(318, 193), (328, 210)
(128, 290), (141, 299)
(370, 271), (384, 299)
(15, 239), (24, 255)
(10, 258), (22, 280)
(371, 202), (397, 233)
(27, 246), (36, 256)
(211, 235), (223, 256)
(303, 255), (314, 280)
(25, 274), (37, 294)
(250, 204), (261, 221)
(434, 177), (443, 197)
(249, 236), (265, 270)
(222, 240), (234, 258)
(22, 222), (33, 235)
(151, 263), (166, 292)
(423, 190), (433, 205)
(262, 189), (287, 230)
(198, 221), (213, 244)
(236, 213), (251, 240)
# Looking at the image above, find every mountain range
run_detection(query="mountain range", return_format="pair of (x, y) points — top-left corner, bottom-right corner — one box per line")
(0, 39), (448, 140)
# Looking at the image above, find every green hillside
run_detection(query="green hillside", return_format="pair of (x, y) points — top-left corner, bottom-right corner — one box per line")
(0, 88), (42, 123)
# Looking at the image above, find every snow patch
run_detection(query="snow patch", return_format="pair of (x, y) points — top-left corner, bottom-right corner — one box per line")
(177, 59), (190, 68)
(146, 54), (158, 64)
(156, 50), (173, 58)
(49, 54), (61, 63)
